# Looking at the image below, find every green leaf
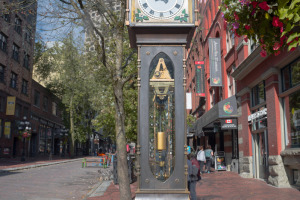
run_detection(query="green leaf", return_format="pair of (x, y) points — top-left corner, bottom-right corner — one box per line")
(288, 41), (299, 50)
(287, 32), (300, 44)
(184, 14), (189, 17)
(182, 17), (188, 22)
(137, 9), (141, 13)
(294, 13), (300, 22)
(174, 16), (180, 20)
(135, 14), (139, 17)
(278, 0), (289, 8)
(290, 0), (300, 9)
(182, 9), (186, 14)
(278, 8), (288, 19)
(143, 16), (149, 20)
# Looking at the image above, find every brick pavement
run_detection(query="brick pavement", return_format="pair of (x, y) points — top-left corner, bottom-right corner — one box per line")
(88, 171), (300, 200)
(2, 157), (300, 200)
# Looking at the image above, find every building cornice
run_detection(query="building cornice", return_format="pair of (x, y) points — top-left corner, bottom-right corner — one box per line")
(231, 46), (268, 81)
(236, 87), (250, 97)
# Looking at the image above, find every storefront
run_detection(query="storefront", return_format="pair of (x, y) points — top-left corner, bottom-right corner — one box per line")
(194, 96), (239, 171)
(280, 56), (300, 188)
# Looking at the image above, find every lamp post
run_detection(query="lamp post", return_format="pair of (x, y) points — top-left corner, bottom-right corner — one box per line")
(60, 127), (69, 157)
(18, 116), (31, 162)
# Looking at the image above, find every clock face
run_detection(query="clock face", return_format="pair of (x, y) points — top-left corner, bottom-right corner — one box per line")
(138, 0), (184, 19)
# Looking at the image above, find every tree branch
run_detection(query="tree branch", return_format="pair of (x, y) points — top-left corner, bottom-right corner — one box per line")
(122, 49), (136, 70)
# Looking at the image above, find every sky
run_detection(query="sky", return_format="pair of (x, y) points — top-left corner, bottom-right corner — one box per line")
(36, 0), (84, 47)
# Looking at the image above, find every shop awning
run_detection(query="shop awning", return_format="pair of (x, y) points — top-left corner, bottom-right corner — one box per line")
(194, 96), (238, 136)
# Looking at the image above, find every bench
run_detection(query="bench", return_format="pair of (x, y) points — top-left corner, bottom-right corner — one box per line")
(82, 157), (107, 168)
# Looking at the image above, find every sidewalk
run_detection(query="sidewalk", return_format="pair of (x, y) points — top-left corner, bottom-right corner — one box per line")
(1, 157), (300, 200)
(0, 155), (83, 172)
(87, 170), (300, 200)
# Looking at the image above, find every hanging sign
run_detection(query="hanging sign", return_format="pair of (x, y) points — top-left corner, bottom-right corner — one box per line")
(209, 38), (222, 87)
(221, 119), (238, 130)
(6, 96), (16, 115)
(186, 92), (192, 109)
(195, 61), (205, 97)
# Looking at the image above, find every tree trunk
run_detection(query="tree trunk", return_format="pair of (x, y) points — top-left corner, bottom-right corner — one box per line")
(114, 82), (132, 200)
(70, 95), (75, 158)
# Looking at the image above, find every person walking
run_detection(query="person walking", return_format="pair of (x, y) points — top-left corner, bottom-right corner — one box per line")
(187, 153), (198, 200)
(204, 145), (213, 173)
(197, 146), (206, 174)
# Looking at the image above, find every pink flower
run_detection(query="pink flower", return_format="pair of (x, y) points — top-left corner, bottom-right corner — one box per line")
(259, 2), (270, 11)
(272, 16), (283, 27)
(273, 42), (281, 50)
(260, 47), (267, 57)
(290, 47), (296, 51)
(245, 25), (251, 30)
(234, 29), (241, 37)
(234, 12), (239, 21)
(244, 37), (248, 42)
(280, 27), (284, 33)
(233, 22), (239, 29)
(251, 1), (258, 9)
(274, 51), (281, 56)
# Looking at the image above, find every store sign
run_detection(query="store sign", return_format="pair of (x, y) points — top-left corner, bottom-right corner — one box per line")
(6, 96), (16, 115)
(221, 119), (237, 130)
(219, 96), (238, 117)
(248, 108), (267, 122)
(195, 61), (205, 97)
(209, 38), (222, 87)
(4, 122), (11, 137)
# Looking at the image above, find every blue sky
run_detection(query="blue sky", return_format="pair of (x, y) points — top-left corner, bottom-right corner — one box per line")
(36, 0), (84, 46)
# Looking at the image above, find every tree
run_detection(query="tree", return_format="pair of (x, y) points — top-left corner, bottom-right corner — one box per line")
(39, 1), (137, 199)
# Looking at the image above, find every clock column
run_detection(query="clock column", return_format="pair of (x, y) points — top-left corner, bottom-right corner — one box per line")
(127, 0), (197, 199)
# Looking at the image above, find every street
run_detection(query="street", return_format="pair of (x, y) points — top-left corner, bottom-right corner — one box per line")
(0, 160), (100, 200)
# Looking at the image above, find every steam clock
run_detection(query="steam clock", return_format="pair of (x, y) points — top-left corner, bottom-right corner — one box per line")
(126, 0), (197, 199)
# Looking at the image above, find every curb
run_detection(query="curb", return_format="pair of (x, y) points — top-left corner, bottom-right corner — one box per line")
(0, 158), (82, 173)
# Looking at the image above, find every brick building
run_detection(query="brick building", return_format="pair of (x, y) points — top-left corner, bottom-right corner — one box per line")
(186, 0), (300, 188)
(0, 1), (37, 158)
(30, 80), (64, 157)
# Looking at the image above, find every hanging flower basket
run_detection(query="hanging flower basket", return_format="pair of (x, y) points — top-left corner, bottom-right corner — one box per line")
(221, 0), (300, 57)
(22, 131), (31, 138)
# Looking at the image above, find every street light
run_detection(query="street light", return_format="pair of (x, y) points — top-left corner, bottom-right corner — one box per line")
(18, 116), (31, 162)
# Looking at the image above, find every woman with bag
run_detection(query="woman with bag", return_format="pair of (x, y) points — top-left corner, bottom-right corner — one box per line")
(204, 145), (213, 173)
(197, 146), (206, 174)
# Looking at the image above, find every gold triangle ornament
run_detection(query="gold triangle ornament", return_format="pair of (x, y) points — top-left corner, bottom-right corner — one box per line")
(151, 58), (171, 80)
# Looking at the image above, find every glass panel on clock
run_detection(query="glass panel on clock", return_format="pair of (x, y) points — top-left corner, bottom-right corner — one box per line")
(149, 52), (175, 182)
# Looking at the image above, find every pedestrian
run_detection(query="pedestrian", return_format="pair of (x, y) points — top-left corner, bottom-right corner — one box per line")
(205, 145), (214, 173)
(197, 145), (206, 174)
(187, 153), (198, 200)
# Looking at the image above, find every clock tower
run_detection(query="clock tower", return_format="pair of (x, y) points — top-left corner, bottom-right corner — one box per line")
(126, 0), (197, 199)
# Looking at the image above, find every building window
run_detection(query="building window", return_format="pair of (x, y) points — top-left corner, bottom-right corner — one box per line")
(34, 90), (40, 107)
(0, 32), (7, 53)
(2, 14), (10, 22)
(0, 64), (5, 82)
(249, 38), (259, 54)
(12, 43), (20, 62)
(10, 72), (17, 89)
(43, 96), (48, 111)
(14, 15), (22, 34)
(25, 27), (31, 44)
(15, 104), (21, 117)
(52, 102), (57, 116)
(0, 96), (5, 112)
(23, 52), (30, 69)
(282, 57), (300, 92)
(21, 79), (28, 95)
(226, 28), (234, 53)
(251, 81), (265, 107)
(23, 106), (29, 118)
(283, 90), (300, 148)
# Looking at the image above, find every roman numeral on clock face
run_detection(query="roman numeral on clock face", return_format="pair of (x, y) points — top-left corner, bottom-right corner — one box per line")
(150, 10), (154, 15)
(143, 3), (148, 8)
(175, 4), (180, 9)
(160, 12), (163, 17)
